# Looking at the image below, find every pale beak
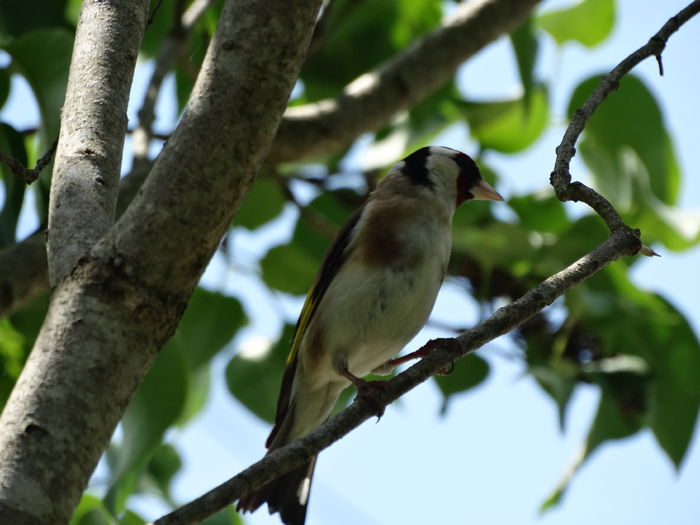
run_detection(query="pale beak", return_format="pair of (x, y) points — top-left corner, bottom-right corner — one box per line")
(471, 179), (504, 201)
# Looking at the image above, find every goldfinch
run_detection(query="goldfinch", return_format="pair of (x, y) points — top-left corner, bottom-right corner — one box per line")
(237, 146), (504, 524)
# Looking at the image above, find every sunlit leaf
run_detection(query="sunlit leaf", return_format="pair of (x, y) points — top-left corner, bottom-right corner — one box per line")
(301, 0), (442, 100)
(537, 0), (615, 48)
(226, 324), (294, 423)
(459, 85), (549, 153)
(510, 17), (539, 103)
(70, 494), (116, 525)
(234, 177), (287, 230)
(201, 507), (244, 525)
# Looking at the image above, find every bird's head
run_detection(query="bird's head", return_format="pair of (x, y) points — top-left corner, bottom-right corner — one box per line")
(399, 146), (504, 207)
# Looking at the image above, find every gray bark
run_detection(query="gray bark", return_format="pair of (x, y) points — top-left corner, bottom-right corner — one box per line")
(0, 0), (322, 523)
(47, 0), (149, 286)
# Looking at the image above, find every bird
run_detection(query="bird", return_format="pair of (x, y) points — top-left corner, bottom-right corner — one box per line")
(236, 146), (504, 525)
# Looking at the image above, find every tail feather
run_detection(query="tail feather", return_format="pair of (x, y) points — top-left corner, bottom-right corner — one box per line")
(237, 456), (317, 525)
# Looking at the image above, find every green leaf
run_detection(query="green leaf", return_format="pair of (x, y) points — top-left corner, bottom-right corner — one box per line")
(143, 443), (182, 503)
(0, 318), (25, 409)
(301, 0), (442, 101)
(107, 288), (244, 511)
(140, 0), (175, 59)
(508, 190), (569, 235)
(226, 324), (294, 423)
(530, 362), (577, 430)
(647, 297), (700, 467)
(260, 242), (319, 295)
(0, 0), (69, 42)
(4, 28), (72, 145)
(261, 190), (358, 295)
(0, 123), (28, 246)
(434, 353), (490, 414)
(452, 221), (534, 271)
(5, 28), (73, 221)
(7, 291), (49, 353)
(108, 341), (188, 512)
(234, 177), (287, 230)
(537, 0), (615, 48)
(70, 494), (118, 525)
(569, 74), (679, 207)
(201, 507), (244, 525)
(510, 17), (539, 104)
(542, 380), (646, 513)
(584, 378), (647, 457)
(172, 287), (247, 370)
(460, 85), (549, 153)
(118, 511), (146, 525)
(406, 80), (462, 148)
(0, 66), (10, 108)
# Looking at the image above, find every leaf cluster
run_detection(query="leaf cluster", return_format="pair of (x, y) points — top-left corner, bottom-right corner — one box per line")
(0, 0), (698, 522)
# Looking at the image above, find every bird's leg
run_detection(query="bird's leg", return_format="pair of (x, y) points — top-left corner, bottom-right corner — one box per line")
(386, 337), (457, 375)
(340, 366), (388, 419)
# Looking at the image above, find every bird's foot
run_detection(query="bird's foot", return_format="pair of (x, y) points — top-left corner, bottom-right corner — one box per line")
(387, 337), (457, 375)
(341, 368), (388, 419)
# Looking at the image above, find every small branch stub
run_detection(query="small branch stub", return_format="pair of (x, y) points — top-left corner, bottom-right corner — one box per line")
(0, 139), (58, 184)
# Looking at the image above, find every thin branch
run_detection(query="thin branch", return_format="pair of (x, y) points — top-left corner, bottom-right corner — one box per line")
(0, 139), (58, 184)
(550, 0), (700, 233)
(133, 0), (215, 162)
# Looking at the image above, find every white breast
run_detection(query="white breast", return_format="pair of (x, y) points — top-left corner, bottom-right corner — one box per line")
(311, 209), (452, 380)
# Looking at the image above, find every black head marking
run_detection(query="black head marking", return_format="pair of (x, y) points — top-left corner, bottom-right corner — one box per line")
(453, 151), (483, 204)
(400, 147), (435, 189)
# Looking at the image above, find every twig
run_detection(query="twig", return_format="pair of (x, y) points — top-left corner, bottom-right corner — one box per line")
(0, 139), (58, 184)
(550, 0), (700, 234)
(133, 0), (215, 161)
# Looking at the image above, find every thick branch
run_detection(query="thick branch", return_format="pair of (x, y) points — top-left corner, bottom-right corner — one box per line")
(154, 229), (640, 525)
(269, 0), (539, 162)
(0, 1), (322, 523)
(47, 1), (149, 285)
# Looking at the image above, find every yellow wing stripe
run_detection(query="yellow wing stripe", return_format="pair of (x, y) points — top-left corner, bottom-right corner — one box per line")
(286, 287), (317, 365)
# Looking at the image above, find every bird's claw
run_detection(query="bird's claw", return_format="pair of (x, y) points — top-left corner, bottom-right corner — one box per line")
(355, 379), (389, 420)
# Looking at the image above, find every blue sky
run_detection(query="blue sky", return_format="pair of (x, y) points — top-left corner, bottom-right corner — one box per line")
(1, 1), (699, 524)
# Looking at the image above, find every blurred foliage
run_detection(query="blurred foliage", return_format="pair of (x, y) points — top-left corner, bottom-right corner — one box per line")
(0, 0), (698, 522)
